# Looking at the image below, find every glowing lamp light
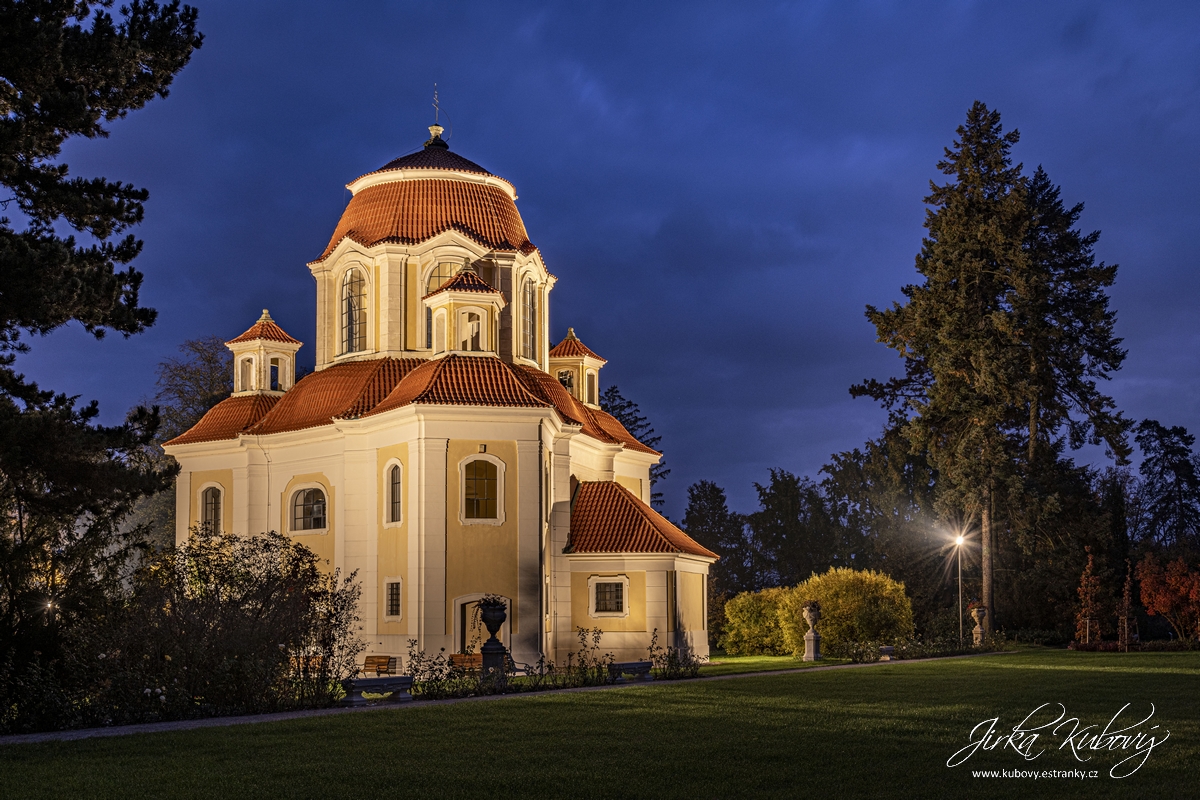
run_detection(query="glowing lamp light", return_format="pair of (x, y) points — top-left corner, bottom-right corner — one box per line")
(955, 535), (964, 546)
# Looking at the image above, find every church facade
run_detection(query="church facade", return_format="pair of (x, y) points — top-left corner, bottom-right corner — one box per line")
(163, 125), (716, 665)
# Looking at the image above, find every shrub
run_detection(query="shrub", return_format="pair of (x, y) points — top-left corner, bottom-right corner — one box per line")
(777, 567), (914, 657)
(719, 587), (789, 655)
(66, 529), (365, 727)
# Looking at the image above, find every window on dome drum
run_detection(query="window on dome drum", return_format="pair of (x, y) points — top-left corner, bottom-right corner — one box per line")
(341, 269), (366, 354)
(270, 358), (280, 391)
(521, 279), (536, 359)
(464, 459), (498, 519)
(557, 370), (574, 393)
(587, 372), (596, 405)
(388, 465), (402, 523)
(386, 581), (401, 618)
(434, 312), (446, 354)
(595, 581), (624, 613)
(425, 263), (457, 348)
(200, 486), (221, 533)
(292, 488), (327, 531)
(460, 311), (482, 351)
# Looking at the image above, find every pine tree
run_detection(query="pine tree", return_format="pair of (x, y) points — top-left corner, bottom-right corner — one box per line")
(682, 480), (755, 593)
(0, 1), (202, 712)
(853, 103), (1128, 630)
(600, 385), (670, 506)
(1133, 419), (1200, 549)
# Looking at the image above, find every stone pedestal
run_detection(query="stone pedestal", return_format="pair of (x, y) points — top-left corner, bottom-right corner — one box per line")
(802, 601), (822, 662)
(971, 607), (987, 647)
(479, 600), (508, 675)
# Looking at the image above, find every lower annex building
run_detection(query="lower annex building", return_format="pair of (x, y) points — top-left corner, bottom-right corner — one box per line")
(162, 124), (717, 665)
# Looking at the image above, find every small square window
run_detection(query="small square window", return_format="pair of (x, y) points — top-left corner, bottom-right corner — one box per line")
(386, 582), (401, 618)
(595, 582), (623, 613)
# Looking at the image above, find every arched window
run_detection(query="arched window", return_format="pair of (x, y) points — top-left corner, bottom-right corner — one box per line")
(388, 464), (402, 523)
(292, 488), (327, 531)
(201, 486), (222, 533)
(239, 358), (254, 391)
(341, 269), (366, 354)
(425, 263), (457, 348)
(521, 278), (536, 359)
(464, 459), (498, 519)
(586, 371), (597, 405)
(460, 311), (482, 351)
(269, 358), (280, 391)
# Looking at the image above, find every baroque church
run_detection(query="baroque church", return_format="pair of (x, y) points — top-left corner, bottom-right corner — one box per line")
(163, 124), (716, 665)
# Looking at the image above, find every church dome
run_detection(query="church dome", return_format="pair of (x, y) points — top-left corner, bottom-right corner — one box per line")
(314, 125), (535, 262)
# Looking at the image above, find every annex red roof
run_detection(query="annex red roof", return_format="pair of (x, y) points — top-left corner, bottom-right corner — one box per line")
(423, 268), (501, 299)
(164, 394), (280, 446)
(317, 179), (535, 262)
(226, 310), (301, 346)
(549, 328), (605, 363)
(367, 355), (549, 417)
(569, 481), (718, 559)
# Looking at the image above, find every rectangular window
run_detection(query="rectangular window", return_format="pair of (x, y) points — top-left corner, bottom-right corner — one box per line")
(464, 460), (498, 519)
(386, 582), (401, 618)
(270, 358), (280, 391)
(595, 582), (623, 613)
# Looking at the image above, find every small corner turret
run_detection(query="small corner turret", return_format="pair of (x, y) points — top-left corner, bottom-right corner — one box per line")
(549, 328), (606, 407)
(226, 309), (303, 395)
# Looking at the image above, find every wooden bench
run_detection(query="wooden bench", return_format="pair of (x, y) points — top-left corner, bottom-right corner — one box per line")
(449, 653), (483, 670)
(359, 655), (398, 676)
(340, 675), (414, 706)
(608, 660), (654, 683)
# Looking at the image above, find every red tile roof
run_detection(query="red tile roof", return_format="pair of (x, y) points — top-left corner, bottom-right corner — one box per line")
(423, 268), (501, 299)
(568, 481), (718, 559)
(226, 310), (301, 345)
(164, 394), (280, 446)
(247, 359), (425, 436)
(549, 328), (606, 363)
(508, 365), (659, 456)
(376, 146), (494, 177)
(167, 357), (659, 460)
(367, 355), (549, 416)
(317, 179), (536, 262)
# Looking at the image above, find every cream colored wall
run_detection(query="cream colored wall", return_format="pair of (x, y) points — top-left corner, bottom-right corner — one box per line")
(444, 439), (520, 638)
(187, 469), (234, 534)
(614, 475), (643, 501)
(570, 571), (647, 632)
(679, 571), (706, 632)
(376, 443), (408, 635)
(280, 472), (335, 568)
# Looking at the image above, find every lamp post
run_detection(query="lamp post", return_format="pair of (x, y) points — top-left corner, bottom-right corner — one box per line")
(955, 535), (964, 645)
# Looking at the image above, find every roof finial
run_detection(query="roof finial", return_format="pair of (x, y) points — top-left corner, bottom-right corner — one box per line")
(426, 83), (450, 150)
(259, 308), (272, 320)
(566, 327), (577, 340)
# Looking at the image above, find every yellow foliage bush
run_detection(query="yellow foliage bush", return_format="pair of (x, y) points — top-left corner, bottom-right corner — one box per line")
(778, 567), (914, 657)
(719, 586), (789, 655)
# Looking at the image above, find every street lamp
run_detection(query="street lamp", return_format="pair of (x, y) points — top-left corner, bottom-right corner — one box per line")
(955, 535), (964, 645)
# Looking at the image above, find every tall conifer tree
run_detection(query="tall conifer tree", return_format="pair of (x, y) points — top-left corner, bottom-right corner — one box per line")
(853, 102), (1128, 629)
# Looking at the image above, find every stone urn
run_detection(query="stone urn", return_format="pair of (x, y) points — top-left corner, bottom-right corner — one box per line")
(478, 597), (508, 675)
(970, 606), (987, 646)
(802, 600), (822, 662)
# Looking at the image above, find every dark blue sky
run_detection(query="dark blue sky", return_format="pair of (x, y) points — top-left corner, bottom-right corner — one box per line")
(24, 1), (1200, 518)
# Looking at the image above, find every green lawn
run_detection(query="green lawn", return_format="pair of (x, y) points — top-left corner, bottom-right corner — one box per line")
(700, 652), (849, 675)
(2, 650), (1195, 799)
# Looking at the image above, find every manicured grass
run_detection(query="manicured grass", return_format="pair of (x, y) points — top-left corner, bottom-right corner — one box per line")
(700, 652), (849, 675)
(2, 651), (1195, 799)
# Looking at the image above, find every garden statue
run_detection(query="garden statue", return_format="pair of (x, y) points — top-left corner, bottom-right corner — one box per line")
(802, 600), (822, 662)
(970, 605), (987, 646)
(477, 595), (509, 676)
